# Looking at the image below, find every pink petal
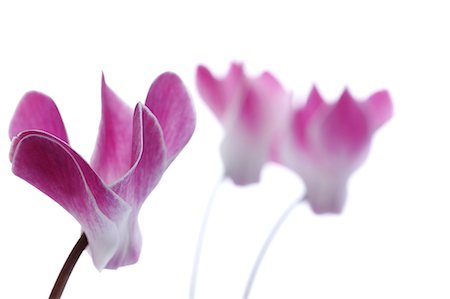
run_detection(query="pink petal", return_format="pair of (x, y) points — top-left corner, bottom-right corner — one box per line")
(220, 71), (290, 185)
(364, 90), (393, 130)
(225, 63), (246, 87)
(292, 86), (326, 150)
(196, 63), (245, 121)
(306, 86), (326, 112)
(297, 90), (374, 214)
(145, 72), (195, 163)
(254, 72), (286, 97)
(111, 103), (166, 209)
(196, 65), (225, 119)
(319, 89), (370, 164)
(282, 87), (393, 215)
(9, 91), (69, 143)
(90, 74), (134, 185)
(10, 131), (131, 270)
(108, 104), (165, 267)
(219, 87), (268, 184)
(239, 71), (288, 134)
(237, 87), (265, 134)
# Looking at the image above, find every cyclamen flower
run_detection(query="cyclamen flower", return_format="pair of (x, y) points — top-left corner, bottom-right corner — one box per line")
(196, 63), (290, 185)
(9, 73), (195, 270)
(281, 87), (392, 214)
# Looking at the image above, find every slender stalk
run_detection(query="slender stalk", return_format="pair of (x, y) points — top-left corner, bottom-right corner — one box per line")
(242, 197), (304, 299)
(190, 178), (223, 299)
(49, 233), (88, 299)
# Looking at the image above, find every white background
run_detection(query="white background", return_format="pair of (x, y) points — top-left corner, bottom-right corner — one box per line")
(1, 1), (450, 298)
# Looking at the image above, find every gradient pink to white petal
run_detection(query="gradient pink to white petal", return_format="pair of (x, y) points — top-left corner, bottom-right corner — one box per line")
(282, 87), (393, 214)
(197, 63), (290, 185)
(8, 73), (195, 270)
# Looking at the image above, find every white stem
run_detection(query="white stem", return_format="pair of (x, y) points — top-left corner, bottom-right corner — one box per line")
(189, 176), (224, 299)
(242, 196), (305, 299)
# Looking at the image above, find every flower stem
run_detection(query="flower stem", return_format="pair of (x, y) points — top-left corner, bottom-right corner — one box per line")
(242, 197), (304, 299)
(49, 233), (88, 299)
(190, 177), (223, 299)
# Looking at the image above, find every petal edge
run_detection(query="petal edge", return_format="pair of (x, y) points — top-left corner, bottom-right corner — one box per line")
(9, 91), (69, 143)
(11, 131), (132, 270)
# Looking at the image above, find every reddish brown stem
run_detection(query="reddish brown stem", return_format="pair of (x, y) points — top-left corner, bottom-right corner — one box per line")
(49, 233), (88, 299)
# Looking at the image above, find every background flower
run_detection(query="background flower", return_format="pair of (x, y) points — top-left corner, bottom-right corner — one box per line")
(281, 87), (393, 213)
(197, 63), (290, 185)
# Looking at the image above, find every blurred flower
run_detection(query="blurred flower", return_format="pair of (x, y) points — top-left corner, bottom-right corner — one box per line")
(196, 63), (290, 185)
(9, 73), (195, 270)
(281, 87), (392, 214)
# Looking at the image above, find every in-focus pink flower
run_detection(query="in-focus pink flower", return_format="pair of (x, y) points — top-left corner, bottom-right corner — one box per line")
(196, 63), (290, 185)
(281, 87), (392, 214)
(9, 73), (195, 270)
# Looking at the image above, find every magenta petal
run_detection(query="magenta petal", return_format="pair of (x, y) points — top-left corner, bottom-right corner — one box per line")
(225, 63), (246, 90)
(238, 87), (265, 133)
(145, 73), (195, 163)
(106, 104), (167, 268)
(319, 90), (370, 161)
(239, 72), (287, 133)
(254, 72), (286, 97)
(306, 86), (326, 112)
(111, 103), (166, 209)
(196, 63), (245, 122)
(196, 65), (226, 119)
(281, 86), (393, 215)
(10, 131), (131, 270)
(292, 87), (326, 150)
(221, 76), (290, 184)
(197, 64), (291, 185)
(9, 91), (69, 143)
(91, 74), (134, 184)
(364, 90), (393, 130)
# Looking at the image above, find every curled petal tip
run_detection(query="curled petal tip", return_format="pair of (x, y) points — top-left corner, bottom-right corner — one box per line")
(146, 72), (195, 162)
(366, 90), (393, 130)
(9, 91), (69, 143)
(197, 64), (208, 74)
